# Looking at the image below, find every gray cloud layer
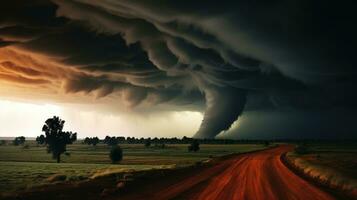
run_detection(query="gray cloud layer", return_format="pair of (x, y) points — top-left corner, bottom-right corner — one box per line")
(1, 0), (356, 138)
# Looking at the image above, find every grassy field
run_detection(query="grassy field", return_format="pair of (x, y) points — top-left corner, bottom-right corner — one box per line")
(0, 142), (267, 194)
(292, 142), (357, 179)
(287, 142), (357, 198)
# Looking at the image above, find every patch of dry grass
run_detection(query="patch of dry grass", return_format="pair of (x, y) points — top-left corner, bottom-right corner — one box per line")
(287, 143), (357, 198)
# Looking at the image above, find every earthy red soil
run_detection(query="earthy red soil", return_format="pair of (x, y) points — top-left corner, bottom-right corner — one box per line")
(118, 145), (336, 200)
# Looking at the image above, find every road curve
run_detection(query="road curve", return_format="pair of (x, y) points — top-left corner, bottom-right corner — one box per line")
(150, 145), (335, 200)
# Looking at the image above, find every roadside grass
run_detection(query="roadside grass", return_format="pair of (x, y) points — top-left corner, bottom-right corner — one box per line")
(0, 161), (170, 194)
(287, 142), (357, 197)
(0, 143), (267, 194)
(292, 142), (357, 179)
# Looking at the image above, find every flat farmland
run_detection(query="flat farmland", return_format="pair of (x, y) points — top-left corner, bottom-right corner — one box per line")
(0, 142), (267, 194)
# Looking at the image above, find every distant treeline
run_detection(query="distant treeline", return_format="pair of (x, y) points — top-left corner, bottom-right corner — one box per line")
(1, 137), (356, 145)
(79, 136), (357, 145)
(100, 136), (266, 145)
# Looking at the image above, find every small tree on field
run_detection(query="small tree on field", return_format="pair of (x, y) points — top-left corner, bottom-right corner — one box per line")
(188, 140), (200, 152)
(84, 137), (90, 145)
(41, 116), (77, 163)
(106, 137), (119, 146)
(264, 141), (270, 147)
(36, 135), (46, 145)
(84, 137), (99, 146)
(91, 137), (100, 146)
(13, 136), (25, 146)
(109, 146), (123, 163)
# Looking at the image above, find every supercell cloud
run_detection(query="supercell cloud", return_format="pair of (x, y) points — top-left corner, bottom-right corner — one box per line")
(0, 1), (356, 138)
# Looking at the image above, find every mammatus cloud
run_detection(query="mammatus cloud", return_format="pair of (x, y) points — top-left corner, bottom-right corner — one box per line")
(0, 1), (356, 138)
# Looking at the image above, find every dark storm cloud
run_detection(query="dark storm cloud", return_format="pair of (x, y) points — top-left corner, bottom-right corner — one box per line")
(221, 109), (357, 140)
(1, 0), (356, 138)
(0, 39), (17, 48)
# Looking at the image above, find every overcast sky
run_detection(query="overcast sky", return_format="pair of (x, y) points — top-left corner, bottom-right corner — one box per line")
(0, 1), (356, 139)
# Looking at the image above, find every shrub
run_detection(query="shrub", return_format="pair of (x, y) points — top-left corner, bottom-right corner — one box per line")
(264, 141), (270, 146)
(144, 139), (151, 148)
(188, 140), (200, 152)
(104, 136), (119, 146)
(36, 135), (45, 145)
(13, 136), (25, 146)
(84, 137), (90, 145)
(84, 137), (100, 146)
(109, 146), (123, 163)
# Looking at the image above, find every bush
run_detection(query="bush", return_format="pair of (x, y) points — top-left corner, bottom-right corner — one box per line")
(264, 141), (270, 146)
(144, 139), (151, 148)
(109, 146), (123, 163)
(188, 140), (200, 152)
(104, 136), (119, 146)
(84, 137), (100, 146)
(13, 136), (25, 146)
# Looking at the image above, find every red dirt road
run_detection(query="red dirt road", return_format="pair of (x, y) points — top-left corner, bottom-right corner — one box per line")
(145, 145), (335, 200)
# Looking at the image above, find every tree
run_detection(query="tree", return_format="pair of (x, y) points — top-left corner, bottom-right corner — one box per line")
(144, 139), (151, 148)
(91, 137), (100, 146)
(41, 116), (77, 163)
(264, 141), (270, 147)
(36, 135), (46, 145)
(13, 136), (25, 146)
(188, 140), (200, 152)
(105, 136), (119, 146)
(109, 146), (123, 163)
(84, 137), (91, 145)
(104, 136), (111, 144)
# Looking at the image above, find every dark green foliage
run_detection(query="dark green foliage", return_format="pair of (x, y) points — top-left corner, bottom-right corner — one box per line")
(104, 136), (120, 146)
(91, 137), (99, 146)
(84, 136), (319, 145)
(36, 135), (45, 145)
(0, 140), (6, 146)
(41, 116), (77, 163)
(83, 137), (100, 146)
(144, 139), (151, 147)
(13, 136), (25, 146)
(188, 140), (200, 152)
(264, 141), (270, 147)
(109, 146), (123, 163)
(83, 137), (90, 145)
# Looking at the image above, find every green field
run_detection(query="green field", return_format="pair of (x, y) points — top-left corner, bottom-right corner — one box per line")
(0, 142), (267, 194)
